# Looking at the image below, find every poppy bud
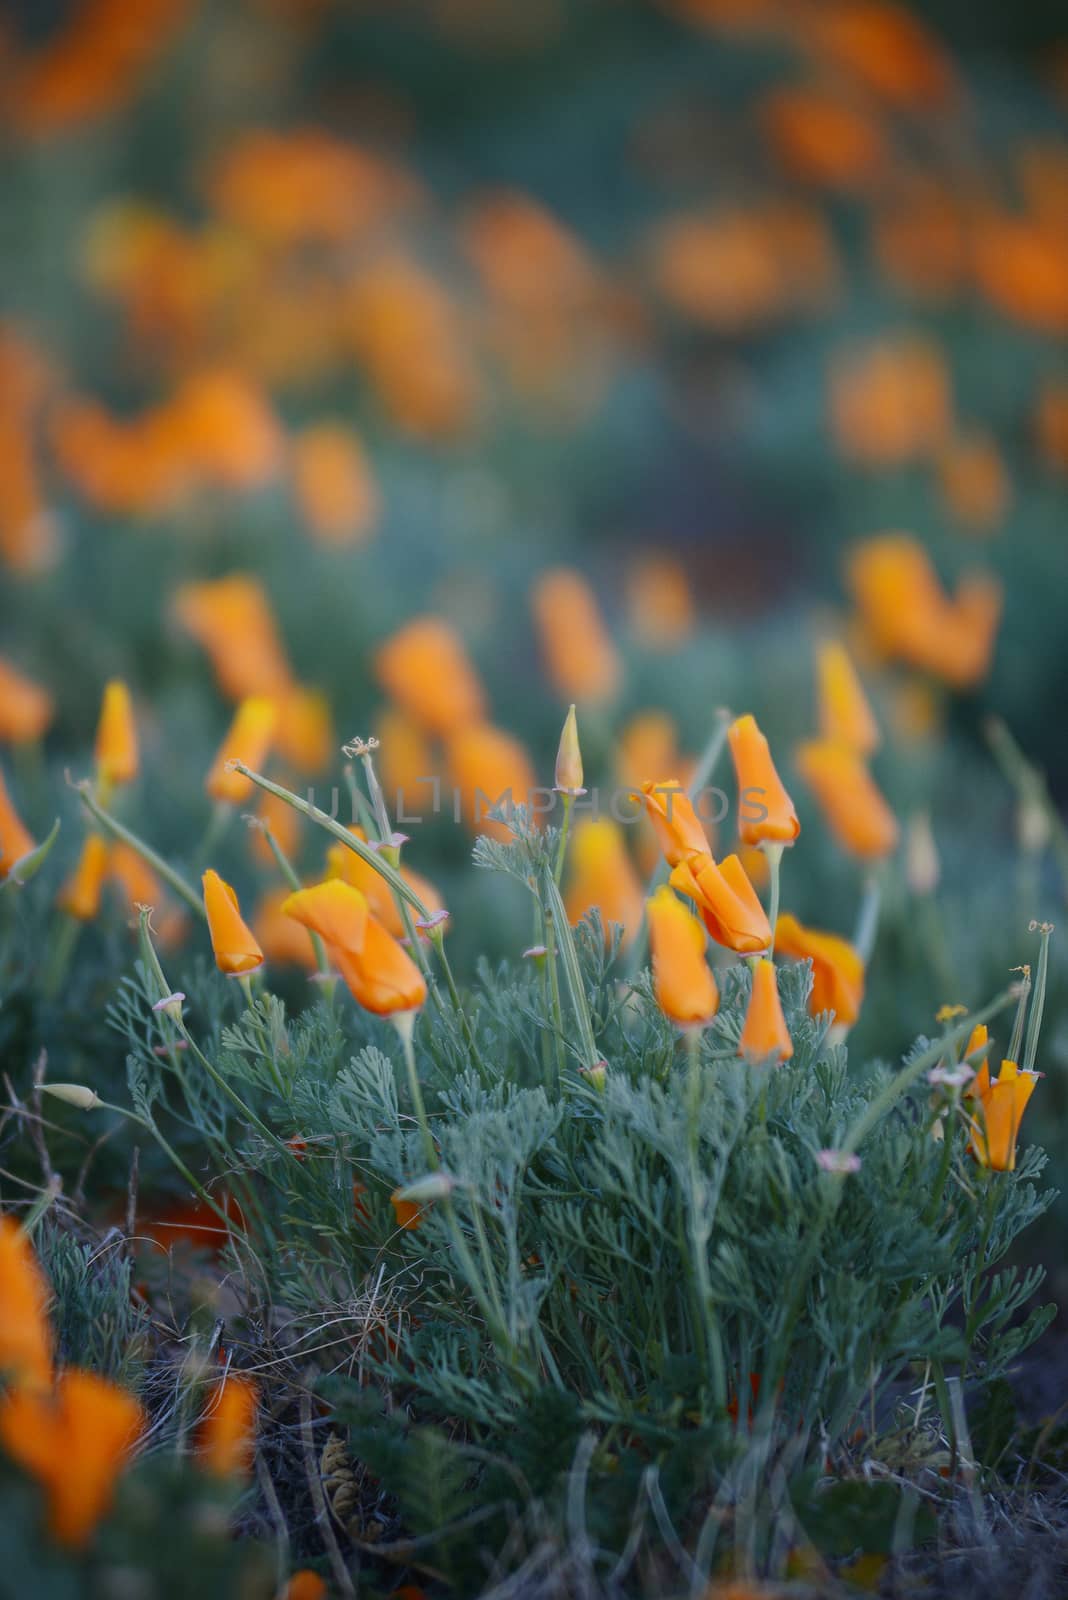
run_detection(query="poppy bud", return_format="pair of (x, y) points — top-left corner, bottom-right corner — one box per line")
(647, 885), (719, 1028)
(202, 869), (264, 976)
(728, 715), (800, 847)
(738, 958), (793, 1061)
(554, 704), (584, 795)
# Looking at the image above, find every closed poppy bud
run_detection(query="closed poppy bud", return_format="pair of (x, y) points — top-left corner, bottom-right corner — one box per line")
(202, 869), (264, 976)
(0, 657), (53, 744)
(274, 685), (334, 774)
(293, 421), (379, 547)
(816, 641), (880, 755)
(738, 958), (793, 1061)
(669, 852), (771, 954)
(94, 680), (138, 789)
(554, 704), (584, 794)
(639, 778), (711, 866)
(0, 1370), (144, 1548)
(648, 886), (719, 1028)
(796, 739), (899, 859)
(374, 616), (485, 736)
(532, 568), (621, 705)
(0, 1213), (53, 1391)
(57, 834), (110, 921)
(968, 1058), (1040, 1172)
(333, 914), (427, 1017)
(0, 768), (34, 878)
(729, 716), (800, 847)
(565, 818), (643, 947)
(198, 1375), (258, 1478)
(774, 913), (864, 1026)
(446, 722), (536, 843)
(207, 697), (277, 807)
(281, 879), (369, 954)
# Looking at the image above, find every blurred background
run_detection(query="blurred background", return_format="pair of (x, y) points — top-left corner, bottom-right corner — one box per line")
(2, 0), (1067, 1277)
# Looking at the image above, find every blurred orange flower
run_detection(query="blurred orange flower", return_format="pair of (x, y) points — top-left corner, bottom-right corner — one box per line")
(292, 422), (380, 548)
(375, 616), (486, 737)
(796, 739), (899, 859)
(830, 337), (952, 467)
(624, 554), (697, 648)
(937, 432), (1010, 535)
(173, 574), (293, 702)
(565, 818), (644, 947)
(0, 1369), (143, 1547)
(0, 768), (35, 878)
(816, 641), (880, 755)
(761, 87), (887, 193)
(206, 697), (277, 806)
(198, 1375), (258, 1479)
(531, 568), (622, 705)
(94, 680), (139, 790)
(0, 1213), (53, 1392)
(446, 723), (536, 842)
(0, 658), (54, 744)
(58, 835), (110, 922)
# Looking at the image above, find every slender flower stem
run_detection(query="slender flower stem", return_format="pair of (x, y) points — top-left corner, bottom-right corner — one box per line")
(1023, 922), (1053, 1072)
(853, 869), (883, 965)
(394, 1011), (437, 1170)
(76, 783), (204, 916)
(542, 900), (567, 1091)
(553, 792), (575, 887)
(543, 870), (600, 1071)
(764, 842), (784, 954)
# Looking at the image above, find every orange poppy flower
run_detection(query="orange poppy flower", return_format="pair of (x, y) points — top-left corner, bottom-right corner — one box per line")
(292, 422), (379, 548)
(390, 1192), (424, 1231)
(565, 818), (644, 947)
(57, 834), (110, 921)
(198, 1375), (258, 1478)
(252, 888), (320, 972)
(0, 658), (54, 744)
(202, 869), (264, 976)
(281, 879), (369, 955)
(173, 574), (292, 702)
(446, 723), (536, 843)
(0, 1369), (144, 1548)
(648, 886), (719, 1028)
(460, 190), (598, 315)
(325, 832), (444, 940)
(847, 534), (1002, 688)
(774, 913), (865, 1026)
(531, 568), (621, 705)
(171, 368), (284, 492)
(967, 1058), (1040, 1172)
(283, 1573), (328, 1600)
(669, 852), (772, 954)
(973, 214), (1068, 335)
(795, 740), (899, 859)
(638, 778), (711, 866)
(729, 715), (800, 848)
(374, 616), (486, 737)
(963, 1023), (990, 1097)
(333, 914), (428, 1017)
(0, 767), (33, 880)
(0, 1213), (53, 1392)
(94, 680), (138, 789)
(738, 959), (793, 1061)
(206, 696), (277, 805)
(816, 641), (880, 755)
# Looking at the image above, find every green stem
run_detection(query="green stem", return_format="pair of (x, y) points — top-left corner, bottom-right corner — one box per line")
(1022, 923), (1053, 1072)
(553, 792), (575, 887)
(543, 870), (600, 1071)
(42, 914), (81, 999)
(764, 842), (784, 954)
(395, 1012), (437, 1170)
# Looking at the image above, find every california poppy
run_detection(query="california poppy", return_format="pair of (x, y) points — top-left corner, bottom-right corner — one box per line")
(0, 1213), (53, 1391)
(206, 696), (277, 805)
(729, 715), (800, 848)
(446, 722), (536, 843)
(796, 739), (899, 860)
(57, 834), (110, 921)
(0, 657), (53, 744)
(531, 568), (621, 705)
(281, 879), (369, 955)
(94, 680), (139, 790)
(816, 641), (880, 755)
(738, 959), (793, 1061)
(967, 1058), (1039, 1172)
(198, 1375), (258, 1478)
(565, 818), (644, 947)
(0, 768), (34, 878)
(774, 914), (865, 1026)
(638, 778), (711, 865)
(202, 869), (264, 976)
(648, 885), (719, 1028)
(669, 851), (772, 954)
(332, 914), (427, 1017)
(374, 616), (485, 737)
